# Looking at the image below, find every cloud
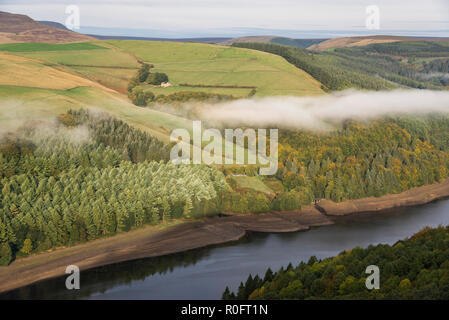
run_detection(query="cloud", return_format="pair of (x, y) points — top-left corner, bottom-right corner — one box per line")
(1, 0), (448, 35)
(198, 89), (449, 131)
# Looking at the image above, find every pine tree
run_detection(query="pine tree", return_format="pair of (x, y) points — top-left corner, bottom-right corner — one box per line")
(183, 198), (193, 219)
(150, 207), (160, 225)
(20, 238), (33, 255)
(0, 242), (12, 266)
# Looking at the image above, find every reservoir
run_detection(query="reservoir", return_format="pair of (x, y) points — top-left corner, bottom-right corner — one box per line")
(3, 199), (449, 300)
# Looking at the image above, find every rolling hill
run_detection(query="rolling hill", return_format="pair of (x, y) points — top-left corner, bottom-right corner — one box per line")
(220, 36), (326, 49)
(106, 40), (324, 96)
(0, 11), (95, 44)
(307, 35), (449, 51)
(0, 39), (324, 143)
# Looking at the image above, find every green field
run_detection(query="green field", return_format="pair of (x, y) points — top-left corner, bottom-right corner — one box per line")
(4, 42), (140, 93)
(105, 40), (324, 96)
(0, 42), (106, 52)
(1, 40), (324, 96)
(14, 47), (139, 68)
(230, 175), (275, 197)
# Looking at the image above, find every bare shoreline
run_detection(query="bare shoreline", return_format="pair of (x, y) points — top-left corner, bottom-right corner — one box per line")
(1, 178), (449, 294)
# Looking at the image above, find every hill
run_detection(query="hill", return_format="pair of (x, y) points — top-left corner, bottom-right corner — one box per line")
(233, 41), (449, 90)
(220, 36), (326, 49)
(107, 40), (324, 96)
(0, 40), (324, 97)
(0, 11), (95, 44)
(219, 36), (277, 46)
(0, 39), (323, 141)
(307, 35), (449, 51)
(91, 34), (231, 43)
(37, 21), (69, 31)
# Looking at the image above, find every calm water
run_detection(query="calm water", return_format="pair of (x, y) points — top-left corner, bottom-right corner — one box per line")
(3, 199), (449, 300)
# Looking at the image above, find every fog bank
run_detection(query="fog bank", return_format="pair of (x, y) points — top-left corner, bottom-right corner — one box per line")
(199, 90), (449, 131)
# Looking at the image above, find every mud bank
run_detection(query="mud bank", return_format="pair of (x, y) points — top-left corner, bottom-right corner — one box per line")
(0, 207), (331, 294)
(316, 179), (449, 216)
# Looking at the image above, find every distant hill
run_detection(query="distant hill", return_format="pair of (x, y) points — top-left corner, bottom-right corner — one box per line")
(0, 11), (95, 44)
(219, 36), (277, 45)
(220, 36), (327, 48)
(307, 35), (449, 51)
(270, 37), (327, 49)
(37, 21), (69, 31)
(89, 34), (231, 43)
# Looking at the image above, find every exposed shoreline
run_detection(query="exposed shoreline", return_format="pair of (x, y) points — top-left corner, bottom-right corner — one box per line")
(1, 178), (449, 295)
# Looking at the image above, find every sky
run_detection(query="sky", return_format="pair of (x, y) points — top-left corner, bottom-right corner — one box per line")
(1, 0), (448, 38)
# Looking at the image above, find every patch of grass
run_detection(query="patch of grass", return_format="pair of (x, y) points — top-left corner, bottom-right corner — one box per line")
(230, 175), (275, 196)
(262, 177), (284, 194)
(14, 48), (139, 68)
(0, 42), (106, 52)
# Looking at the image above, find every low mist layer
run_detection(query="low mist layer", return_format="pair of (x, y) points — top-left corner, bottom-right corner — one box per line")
(199, 90), (449, 131)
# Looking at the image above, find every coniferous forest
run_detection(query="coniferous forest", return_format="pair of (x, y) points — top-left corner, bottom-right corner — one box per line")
(3, 109), (449, 265)
(0, 110), (229, 265)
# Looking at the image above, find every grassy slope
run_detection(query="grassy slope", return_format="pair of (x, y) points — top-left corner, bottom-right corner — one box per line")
(0, 42), (106, 52)
(5, 41), (140, 93)
(0, 40), (325, 140)
(0, 53), (107, 90)
(105, 40), (324, 96)
(231, 175), (275, 197)
(0, 85), (190, 142)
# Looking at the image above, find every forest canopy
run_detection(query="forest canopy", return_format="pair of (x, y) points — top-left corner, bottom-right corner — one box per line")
(0, 110), (229, 265)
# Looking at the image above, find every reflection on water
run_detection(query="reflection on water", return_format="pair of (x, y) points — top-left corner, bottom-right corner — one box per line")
(2, 199), (449, 300)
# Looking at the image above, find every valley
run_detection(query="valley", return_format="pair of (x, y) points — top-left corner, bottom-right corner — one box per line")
(1, 8), (449, 301)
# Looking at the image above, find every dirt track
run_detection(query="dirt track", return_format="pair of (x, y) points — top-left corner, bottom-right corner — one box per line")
(1, 178), (449, 294)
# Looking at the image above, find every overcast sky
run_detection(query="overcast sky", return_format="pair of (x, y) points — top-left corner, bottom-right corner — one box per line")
(1, 0), (448, 37)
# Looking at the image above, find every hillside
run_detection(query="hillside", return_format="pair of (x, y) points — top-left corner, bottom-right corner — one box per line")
(220, 36), (326, 49)
(0, 40), (324, 97)
(233, 41), (449, 90)
(107, 40), (324, 96)
(0, 40), (324, 143)
(37, 21), (69, 31)
(307, 35), (449, 51)
(0, 11), (95, 44)
(219, 36), (277, 46)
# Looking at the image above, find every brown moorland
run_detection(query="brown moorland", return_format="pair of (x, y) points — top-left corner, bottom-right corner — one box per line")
(307, 35), (449, 51)
(0, 11), (95, 44)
